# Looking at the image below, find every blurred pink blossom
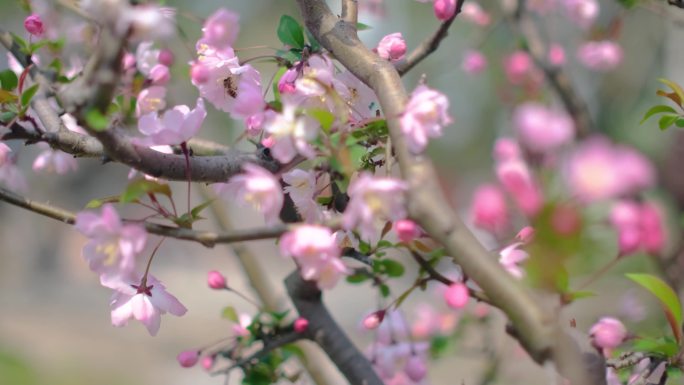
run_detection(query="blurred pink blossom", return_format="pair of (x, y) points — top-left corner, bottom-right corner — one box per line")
(577, 41), (623, 71)
(32, 143), (78, 174)
(135, 98), (206, 146)
(462, 50), (487, 74)
(496, 158), (543, 216)
(563, 0), (599, 28)
(499, 242), (529, 278)
(404, 355), (427, 382)
(548, 43), (566, 66)
(200, 8), (240, 50)
(148, 64), (170, 85)
(461, 2), (490, 25)
(177, 350), (199, 368)
(214, 164), (284, 225)
(493, 137), (522, 162)
(444, 282), (469, 309)
(294, 317), (309, 333)
(513, 102), (574, 153)
(394, 219), (421, 243)
(471, 184), (508, 233)
(207, 270), (227, 289)
(400, 84), (452, 153)
(434, 0), (458, 20)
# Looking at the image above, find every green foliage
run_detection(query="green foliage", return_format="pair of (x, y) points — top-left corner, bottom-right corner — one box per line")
(221, 306), (239, 322)
(632, 336), (680, 358)
(120, 179), (172, 204)
(172, 200), (214, 229)
(20, 84), (39, 107)
(277, 15), (305, 50)
(84, 108), (109, 131)
(84, 195), (121, 209)
(0, 69), (18, 91)
(626, 273), (682, 343)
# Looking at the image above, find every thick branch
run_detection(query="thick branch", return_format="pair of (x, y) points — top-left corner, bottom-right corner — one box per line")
(340, 0), (358, 25)
(396, 0), (465, 76)
(285, 272), (383, 385)
(296, 1), (593, 383)
(0, 186), (289, 247)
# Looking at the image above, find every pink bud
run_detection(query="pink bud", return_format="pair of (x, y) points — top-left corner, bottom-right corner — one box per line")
(590, 317), (626, 350)
(24, 14), (44, 37)
(548, 43), (566, 67)
(504, 51), (534, 85)
(640, 202), (666, 255)
(376, 33), (407, 62)
(294, 317), (309, 333)
(404, 355), (428, 382)
(149, 64), (170, 85)
(471, 184), (508, 233)
(461, 50), (487, 75)
(190, 62), (210, 84)
(444, 282), (469, 309)
(122, 52), (136, 71)
(177, 350), (199, 368)
(516, 226), (535, 243)
(434, 0), (458, 20)
(493, 138), (521, 162)
(616, 227), (641, 256)
(158, 49), (175, 66)
(201, 355), (215, 371)
(261, 136), (275, 148)
(207, 270), (227, 289)
(395, 219), (421, 243)
(362, 310), (386, 330)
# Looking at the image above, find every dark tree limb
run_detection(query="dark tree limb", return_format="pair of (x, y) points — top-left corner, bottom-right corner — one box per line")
(285, 272), (383, 385)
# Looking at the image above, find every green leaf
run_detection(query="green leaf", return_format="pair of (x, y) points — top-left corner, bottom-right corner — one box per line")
(0, 70), (18, 91)
(356, 22), (372, 31)
(306, 108), (335, 133)
(379, 259), (405, 278)
(641, 105), (678, 124)
(85, 196), (121, 209)
(305, 29), (320, 52)
(627, 273), (683, 343)
(221, 306), (239, 323)
(120, 179), (172, 204)
(0, 89), (17, 104)
(20, 84), (39, 107)
(346, 272), (370, 283)
(616, 0), (639, 8)
(376, 240), (394, 249)
(191, 200), (213, 218)
(658, 78), (684, 107)
(84, 108), (109, 131)
(379, 283), (390, 297)
(10, 33), (29, 54)
(277, 15), (305, 49)
(676, 118), (684, 128)
(658, 114), (679, 131)
(632, 337), (679, 358)
(0, 111), (17, 123)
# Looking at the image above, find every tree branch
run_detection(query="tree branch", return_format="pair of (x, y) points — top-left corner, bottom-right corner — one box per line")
(212, 331), (305, 376)
(396, 0), (465, 76)
(340, 0), (358, 25)
(285, 272), (383, 385)
(295, 1), (593, 383)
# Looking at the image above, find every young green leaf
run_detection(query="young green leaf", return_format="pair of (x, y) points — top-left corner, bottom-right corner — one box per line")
(641, 105), (677, 124)
(658, 78), (684, 108)
(277, 15), (305, 49)
(658, 114), (679, 131)
(221, 306), (239, 323)
(20, 84), (39, 107)
(0, 70), (18, 91)
(85, 196), (121, 209)
(626, 273), (682, 343)
(84, 108), (109, 131)
(120, 179), (172, 204)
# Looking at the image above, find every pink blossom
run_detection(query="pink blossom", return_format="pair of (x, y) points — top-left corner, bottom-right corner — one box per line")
(107, 273), (187, 336)
(207, 270), (227, 289)
(461, 2), (491, 26)
(471, 184), (508, 233)
(335, 70), (380, 121)
(577, 41), (623, 71)
(148, 64), (170, 85)
(32, 143), (78, 174)
(548, 43), (566, 66)
(277, 68), (298, 94)
(404, 355), (427, 382)
(0, 161), (28, 192)
(610, 200), (665, 256)
(158, 49), (174, 66)
(135, 41), (160, 77)
(640, 201), (666, 255)
(400, 85), (452, 154)
(214, 164), (283, 225)
(363, 310), (386, 330)
(122, 52), (136, 71)
(283, 169), (322, 223)
(280, 225), (348, 289)
(201, 355), (215, 371)
(516, 226), (535, 243)
(563, 0), (599, 29)
(192, 44), (264, 118)
(565, 137), (654, 202)
(294, 317), (309, 333)
(444, 282), (469, 309)
(590, 317), (626, 351)
(499, 242), (529, 278)
(177, 350), (199, 368)
(493, 137), (522, 162)
(343, 173), (408, 242)
(190, 62), (210, 84)
(135, 98), (206, 146)
(496, 158), (543, 216)
(0, 143), (12, 167)
(24, 14), (45, 36)
(376, 33), (407, 62)
(117, 5), (175, 42)
(394, 219), (421, 243)
(411, 304), (458, 338)
(135, 86), (166, 117)
(200, 8), (240, 50)
(264, 102), (319, 163)
(513, 103), (574, 153)
(461, 50), (487, 74)
(434, 0), (458, 20)
(504, 51), (534, 85)
(75, 204), (147, 282)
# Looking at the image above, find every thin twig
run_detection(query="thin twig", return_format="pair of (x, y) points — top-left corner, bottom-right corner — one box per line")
(212, 331), (305, 376)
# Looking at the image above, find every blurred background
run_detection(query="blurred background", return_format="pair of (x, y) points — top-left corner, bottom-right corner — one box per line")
(0, 0), (682, 384)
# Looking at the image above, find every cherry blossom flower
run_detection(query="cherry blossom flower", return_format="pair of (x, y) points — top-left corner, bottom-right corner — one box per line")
(264, 101), (320, 163)
(32, 143), (78, 174)
(75, 204), (147, 282)
(158, 49), (174, 66)
(214, 164), (283, 225)
(24, 14), (45, 36)
(280, 225), (349, 289)
(493, 137), (522, 161)
(135, 41), (160, 77)
(610, 200), (666, 256)
(375, 33), (407, 62)
(462, 50), (487, 74)
(461, 2), (491, 26)
(200, 8), (240, 50)
(0, 143), (11, 167)
(563, 0), (599, 29)
(577, 41), (623, 71)
(135, 98), (206, 146)
(136, 86), (167, 117)
(513, 102), (574, 153)
(411, 303), (458, 338)
(400, 85), (452, 154)
(471, 184), (508, 233)
(192, 44), (264, 118)
(565, 137), (654, 202)
(106, 273), (187, 336)
(363, 310), (386, 330)
(343, 173), (408, 242)
(590, 317), (626, 351)
(496, 157), (543, 216)
(335, 70), (380, 121)
(404, 355), (427, 382)
(201, 355), (215, 371)
(499, 242), (529, 278)
(283, 169), (323, 222)
(148, 64), (170, 85)
(640, 201), (666, 255)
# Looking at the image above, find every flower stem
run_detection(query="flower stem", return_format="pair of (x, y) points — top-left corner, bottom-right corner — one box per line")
(140, 237), (166, 288)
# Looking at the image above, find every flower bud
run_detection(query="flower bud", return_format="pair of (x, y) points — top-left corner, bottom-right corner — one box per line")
(362, 310), (386, 330)
(444, 282), (469, 309)
(395, 219), (420, 243)
(434, 0), (457, 20)
(176, 350), (199, 368)
(158, 49), (175, 66)
(294, 317), (309, 333)
(24, 14), (44, 37)
(201, 355), (215, 371)
(376, 33), (407, 62)
(190, 62), (210, 84)
(149, 64), (170, 85)
(590, 317), (626, 350)
(404, 355), (428, 382)
(515, 226), (535, 243)
(207, 270), (227, 289)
